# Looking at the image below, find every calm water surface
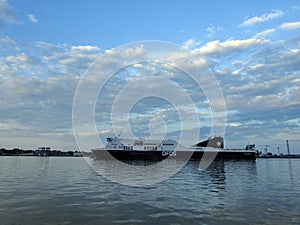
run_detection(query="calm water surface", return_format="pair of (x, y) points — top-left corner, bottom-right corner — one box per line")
(0, 157), (299, 225)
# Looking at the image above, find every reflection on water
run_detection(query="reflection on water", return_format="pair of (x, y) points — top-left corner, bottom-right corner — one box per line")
(88, 158), (194, 186)
(288, 159), (294, 185)
(0, 157), (299, 225)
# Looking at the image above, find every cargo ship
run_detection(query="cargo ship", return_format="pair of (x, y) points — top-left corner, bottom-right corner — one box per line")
(91, 135), (257, 160)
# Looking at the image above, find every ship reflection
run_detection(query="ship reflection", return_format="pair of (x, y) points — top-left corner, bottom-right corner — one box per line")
(206, 161), (226, 186)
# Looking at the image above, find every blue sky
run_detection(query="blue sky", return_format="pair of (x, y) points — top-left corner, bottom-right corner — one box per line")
(6, 0), (300, 47)
(0, 0), (300, 153)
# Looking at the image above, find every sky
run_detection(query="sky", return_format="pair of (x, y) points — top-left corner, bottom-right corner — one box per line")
(0, 0), (300, 153)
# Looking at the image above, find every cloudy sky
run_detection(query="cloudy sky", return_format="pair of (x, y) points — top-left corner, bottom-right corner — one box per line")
(0, 0), (300, 153)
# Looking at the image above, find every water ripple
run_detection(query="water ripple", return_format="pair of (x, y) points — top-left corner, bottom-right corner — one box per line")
(0, 157), (299, 224)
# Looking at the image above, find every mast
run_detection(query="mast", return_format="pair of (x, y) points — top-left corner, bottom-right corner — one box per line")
(286, 140), (290, 155)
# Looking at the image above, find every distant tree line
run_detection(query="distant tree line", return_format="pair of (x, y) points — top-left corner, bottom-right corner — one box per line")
(0, 148), (82, 157)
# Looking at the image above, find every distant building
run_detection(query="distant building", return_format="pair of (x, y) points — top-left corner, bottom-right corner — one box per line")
(36, 147), (51, 156)
(73, 151), (82, 157)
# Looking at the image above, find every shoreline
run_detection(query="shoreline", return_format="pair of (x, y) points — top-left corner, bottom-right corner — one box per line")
(258, 154), (300, 159)
(0, 148), (92, 157)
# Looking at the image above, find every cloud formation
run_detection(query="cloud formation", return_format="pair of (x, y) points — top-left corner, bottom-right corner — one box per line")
(240, 9), (284, 27)
(0, 0), (20, 30)
(1, 32), (299, 151)
(280, 21), (300, 29)
(206, 23), (222, 38)
(28, 14), (38, 23)
(0, 37), (103, 149)
(194, 38), (268, 55)
(252, 28), (276, 38)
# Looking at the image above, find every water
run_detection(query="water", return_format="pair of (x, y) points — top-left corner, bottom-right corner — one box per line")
(0, 157), (299, 225)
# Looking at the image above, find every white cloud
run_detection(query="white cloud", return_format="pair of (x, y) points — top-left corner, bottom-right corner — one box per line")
(228, 122), (241, 127)
(59, 48), (100, 69)
(206, 23), (222, 37)
(0, 0), (20, 29)
(280, 21), (300, 30)
(232, 68), (242, 76)
(6, 52), (37, 64)
(194, 38), (269, 55)
(182, 39), (201, 49)
(240, 9), (284, 27)
(71, 45), (100, 52)
(253, 28), (276, 38)
(215, 67), (230, 75)
(28, 14), (37, 23)
(132, 63), (143, 68)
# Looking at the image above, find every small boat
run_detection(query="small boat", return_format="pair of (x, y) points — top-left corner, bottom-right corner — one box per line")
(91, 135), (257, 160)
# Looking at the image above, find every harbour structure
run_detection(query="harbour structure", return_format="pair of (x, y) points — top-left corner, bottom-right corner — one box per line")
(36, 147), (51, 156)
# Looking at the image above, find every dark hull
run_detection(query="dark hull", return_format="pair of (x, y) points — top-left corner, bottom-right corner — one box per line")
(92, 150), (256, 160)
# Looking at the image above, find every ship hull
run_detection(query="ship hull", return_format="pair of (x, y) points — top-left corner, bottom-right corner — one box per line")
(92, 149), (256, 160)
